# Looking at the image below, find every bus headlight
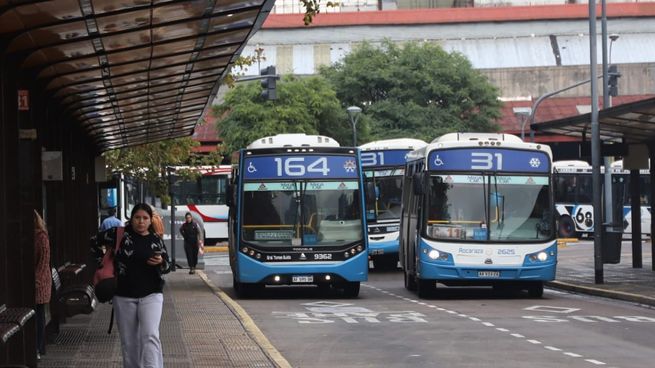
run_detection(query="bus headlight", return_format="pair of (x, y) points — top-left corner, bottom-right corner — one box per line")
(528, 251), (549, 262)
(422, 246), (450, 262)
(427, 250), (440, 260)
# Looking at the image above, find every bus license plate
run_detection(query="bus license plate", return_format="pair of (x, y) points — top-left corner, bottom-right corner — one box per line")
(292, 275), (313, 283)
(478, 271), (500, 278)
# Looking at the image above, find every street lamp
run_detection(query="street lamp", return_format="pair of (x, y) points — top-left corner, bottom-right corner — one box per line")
(346, 106), (362, 146)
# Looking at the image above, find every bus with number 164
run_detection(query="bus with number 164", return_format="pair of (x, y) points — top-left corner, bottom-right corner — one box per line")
(228, 134), (368, 298)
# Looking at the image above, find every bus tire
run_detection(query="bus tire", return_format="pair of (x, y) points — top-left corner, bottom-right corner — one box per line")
(527, 282), (544, 298)
(558, 216), (577, 238)
(342, 282), (360, 298)
(417, 279), (435, 299)
(234, 277), (263, 298)
(404, 270), (417, 291)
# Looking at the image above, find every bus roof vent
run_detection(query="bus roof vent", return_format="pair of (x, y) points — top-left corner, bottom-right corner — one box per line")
(247, 133), (341, 149)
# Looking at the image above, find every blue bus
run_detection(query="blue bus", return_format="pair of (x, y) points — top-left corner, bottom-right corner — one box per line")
(228, 134), (368, 297)
(360, 138), (427, 269)
(400, 133), (556, 298)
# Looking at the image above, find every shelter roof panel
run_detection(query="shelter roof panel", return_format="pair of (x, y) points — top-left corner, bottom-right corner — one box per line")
(531, 96), (655, 144)
(1, 0), (274, 152)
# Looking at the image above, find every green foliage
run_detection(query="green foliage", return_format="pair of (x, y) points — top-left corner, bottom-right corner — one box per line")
(103, 136), (223, 202)
(320, 40), (502, 142)
(213, 75), (369, 155)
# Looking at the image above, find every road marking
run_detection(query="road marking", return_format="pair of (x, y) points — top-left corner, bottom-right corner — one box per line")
(363, 284), (611, 366)
(197, 271), (292, 368)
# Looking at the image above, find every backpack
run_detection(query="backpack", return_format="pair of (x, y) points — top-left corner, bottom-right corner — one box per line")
(92, 227), (124, 303)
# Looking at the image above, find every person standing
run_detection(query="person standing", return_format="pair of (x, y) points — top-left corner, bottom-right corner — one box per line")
(179, 212), (202, 274)
(99, 207), (123, 231)
(101, 203), (170, 368)
(34, 210), (51, 360)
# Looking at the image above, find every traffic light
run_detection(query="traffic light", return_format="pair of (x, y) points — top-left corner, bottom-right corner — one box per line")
(608, 65), (620, 97)
(260, 65), (277, 100)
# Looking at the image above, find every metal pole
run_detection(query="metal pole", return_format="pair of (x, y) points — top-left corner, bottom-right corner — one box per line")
(352, 119), (357, 146)
(630, 169), (643, 268)
(589, 0), (604, 284)
(168, 167), (176, 272)
(601, 0), (614, 228)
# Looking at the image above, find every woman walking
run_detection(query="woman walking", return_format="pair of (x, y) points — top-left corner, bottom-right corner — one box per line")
(99, 203), (170, 368)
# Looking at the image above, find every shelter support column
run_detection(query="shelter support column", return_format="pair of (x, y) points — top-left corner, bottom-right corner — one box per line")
(629, 169), (642, 268)
(651, 146), (655, 271)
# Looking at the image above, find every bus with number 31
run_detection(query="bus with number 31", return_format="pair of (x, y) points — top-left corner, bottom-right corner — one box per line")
(228, 134), (368, 298)
(400, 133), (556, 298)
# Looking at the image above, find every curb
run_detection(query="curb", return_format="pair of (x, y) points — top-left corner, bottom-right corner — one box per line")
(204, 246), (228, 253)
(546, 280), (655, 307)
(196, 270), (292, 368)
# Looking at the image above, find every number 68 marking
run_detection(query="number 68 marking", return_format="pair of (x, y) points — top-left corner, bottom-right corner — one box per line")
(471, 152), (503, 170)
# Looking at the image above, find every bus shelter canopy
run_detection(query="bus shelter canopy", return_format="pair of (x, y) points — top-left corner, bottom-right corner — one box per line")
(530, 96), (655, 144)
(0, 0), (273, 152)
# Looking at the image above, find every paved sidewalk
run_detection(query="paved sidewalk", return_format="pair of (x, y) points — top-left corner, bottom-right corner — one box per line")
(548, 239), (655, 307)
(39, 270), (290, 368)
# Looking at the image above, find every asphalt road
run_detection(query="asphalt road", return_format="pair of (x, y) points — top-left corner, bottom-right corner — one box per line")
(204, 253), (655, 368)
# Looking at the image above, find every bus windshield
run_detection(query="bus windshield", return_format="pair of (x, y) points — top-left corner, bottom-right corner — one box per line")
(241, 180), (362, 247)
(364, 169), (404, 221)
(426, 174), (552, 242)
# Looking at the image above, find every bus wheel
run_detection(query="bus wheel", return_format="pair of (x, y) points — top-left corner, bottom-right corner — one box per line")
(234, 277), (263, 298)
(417, 279), (435, 299)
(527, 282), (544, 298)
(342, 282), (360, 298)
(373, 255), (398, 270)
(558, 216), (577, 238)
(404, 270), (417, 291)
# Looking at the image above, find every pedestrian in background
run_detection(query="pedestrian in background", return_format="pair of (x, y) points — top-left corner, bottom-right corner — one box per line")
(102, 203), (170, 368)
(179, 212), (202, 274)
(148, 204), (165, 238)
(34, 210), (51, 360)
(99, 207), (123, 231)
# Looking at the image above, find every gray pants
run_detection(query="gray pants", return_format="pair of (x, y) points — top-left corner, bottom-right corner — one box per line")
(113, 293), (164, 368)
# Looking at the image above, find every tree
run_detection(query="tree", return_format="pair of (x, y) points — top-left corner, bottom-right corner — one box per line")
(103, 136), (223, 206)
(213, 75), (370, 154)
(320, 40), (502, 142)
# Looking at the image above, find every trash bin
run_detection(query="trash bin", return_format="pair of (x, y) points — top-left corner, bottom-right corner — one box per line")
(602, 225), (622, 264)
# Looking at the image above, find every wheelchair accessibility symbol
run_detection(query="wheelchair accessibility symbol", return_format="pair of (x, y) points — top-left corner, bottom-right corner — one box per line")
(433, 155), (444, 166)
(247, 162), (257, 173)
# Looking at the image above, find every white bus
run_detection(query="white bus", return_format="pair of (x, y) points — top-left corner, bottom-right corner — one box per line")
(400, 133), (556, 298)
(170, 165), (231, 243)
(360, 138), (428, 269)
(553, 160), (651, 238)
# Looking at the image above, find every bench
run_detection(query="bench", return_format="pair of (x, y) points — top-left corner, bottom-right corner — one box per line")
(51, 267), (96, 319)
(0, 304), (35, 344)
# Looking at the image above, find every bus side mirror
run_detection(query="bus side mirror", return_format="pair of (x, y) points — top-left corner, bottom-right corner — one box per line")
(413, 173), (424, 196)
(365, 182), (377, 203)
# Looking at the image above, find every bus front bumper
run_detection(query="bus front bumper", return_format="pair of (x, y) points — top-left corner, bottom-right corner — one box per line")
(417, 261), (557, 282)
(368, 239), (399, 257)
(236, 251), (368, 284)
